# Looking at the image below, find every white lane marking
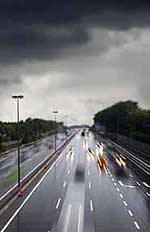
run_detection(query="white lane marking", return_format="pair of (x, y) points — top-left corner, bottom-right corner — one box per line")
(129, 174), (133, 178)
(120, 193), (123, 199)
(63, 181), (66, 188)
(119, 180), (124, 186)
(0, 141), (72, 232)
(67, 170), (70, 175)
(64, 204), (72, 232)
(134, 221), (140, 230)
(146, 192), (150, 197)
(89, 181), (91, 189)
(128, 210), (133, 217)
(136, 181), (141, 187)
(0, 141), (64, 202)
(90, 200), (93, 212)
(112, 178), (115, 182)
(111, 141), (150, 168)
(123, 201), (128, 207)
(142, 182), (150, 188)
(116, 188), (120, 192)
(114, 183), (117, 186)
(77, 205), (82, 232)
(56, 198), (61, 209)
(118, 180), (135, 188)
(88, 170), (90, 176)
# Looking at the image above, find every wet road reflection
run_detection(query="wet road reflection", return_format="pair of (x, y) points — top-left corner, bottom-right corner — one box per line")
(0, 132), (150, 232)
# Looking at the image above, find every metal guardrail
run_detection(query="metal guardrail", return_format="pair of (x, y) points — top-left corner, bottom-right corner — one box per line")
(0, 134), (75, 211)
(110, 140), (150, 176)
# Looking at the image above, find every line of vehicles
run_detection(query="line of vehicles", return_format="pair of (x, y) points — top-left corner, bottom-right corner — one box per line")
(80, 129), (127, 175)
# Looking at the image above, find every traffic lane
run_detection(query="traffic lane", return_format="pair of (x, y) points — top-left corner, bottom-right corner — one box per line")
(51, 182), (85, 232)
(51, 135), (85, 232)
(103, 139), (150, 185)
(107, 164), (150, 231)
(0, 133), (65, 175)
(0, 138), (76, 232)
(0, 135), (68, 197)
(103, 139), (150, 197)
(84, 152), (95, 232)
(86, 148), (141, 232)
(0, 137), (74, 231)
(103, 145), (150, 232)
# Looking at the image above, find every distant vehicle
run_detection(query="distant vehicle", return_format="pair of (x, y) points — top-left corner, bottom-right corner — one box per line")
(74, 164), (85, 182)
(97, 154), (108, 171)
(81, 131), (85, 136)
(88, 148), (94, 156)
(48, 144), (53, 149)
(114, 154), (126, 174)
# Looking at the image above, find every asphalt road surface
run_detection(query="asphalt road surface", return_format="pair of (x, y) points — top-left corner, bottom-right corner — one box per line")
(0, 133), (66, 197)
(0, 132), (150, 232)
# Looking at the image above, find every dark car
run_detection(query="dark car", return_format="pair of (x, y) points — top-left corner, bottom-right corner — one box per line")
(74, 164), (85, 182)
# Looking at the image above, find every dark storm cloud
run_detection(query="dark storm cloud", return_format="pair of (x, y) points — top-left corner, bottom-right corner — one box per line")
(0, 0), (150, 106)
(0, 24), (90, 65)
(0, 0), (150, 66)
(0, 1), (150, 26)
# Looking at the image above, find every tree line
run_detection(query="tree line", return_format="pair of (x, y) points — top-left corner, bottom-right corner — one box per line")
(0, 118), (64, 153)
(94, 100), (150, 144)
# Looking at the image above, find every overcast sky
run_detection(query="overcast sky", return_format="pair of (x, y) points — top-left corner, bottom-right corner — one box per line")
(0, 0), (150, 125)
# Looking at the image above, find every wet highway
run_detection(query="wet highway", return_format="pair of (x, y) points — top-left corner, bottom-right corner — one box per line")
(0, 132), (150, 232)
(0, 133), (66, 197)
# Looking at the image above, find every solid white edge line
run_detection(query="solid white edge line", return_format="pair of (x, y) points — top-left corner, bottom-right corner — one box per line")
(0, 141), (71, 232)
(146, 192), (150, 197)
(64, 204), (72, 232)
(77, 205), (82, 232)
(142, 182), (150, 188)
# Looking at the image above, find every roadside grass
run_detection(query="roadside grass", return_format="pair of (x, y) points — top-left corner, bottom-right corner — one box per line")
(5, 167), (25, 185)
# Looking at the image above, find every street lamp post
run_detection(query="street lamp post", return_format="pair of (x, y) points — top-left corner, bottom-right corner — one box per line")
(53, 111), (58, 152)
(12, 95), (24, 189)
(64, 115), (69, 144)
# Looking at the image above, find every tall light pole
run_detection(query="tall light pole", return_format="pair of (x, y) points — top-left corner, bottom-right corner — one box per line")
(12, 95), (24, 188)
(64, 115), (69, 143)
(53, 111), (58, 152)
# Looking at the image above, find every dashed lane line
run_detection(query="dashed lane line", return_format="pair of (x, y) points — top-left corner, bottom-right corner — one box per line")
(134, 221), (140, 230)
(123, 201), (128, 207)
(56, 198), (61, 209)
(128, 210), (133, 217)
(89, 181), (91, 189)
(90, 200), (93, 212)
(63, 181), (66, 188)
